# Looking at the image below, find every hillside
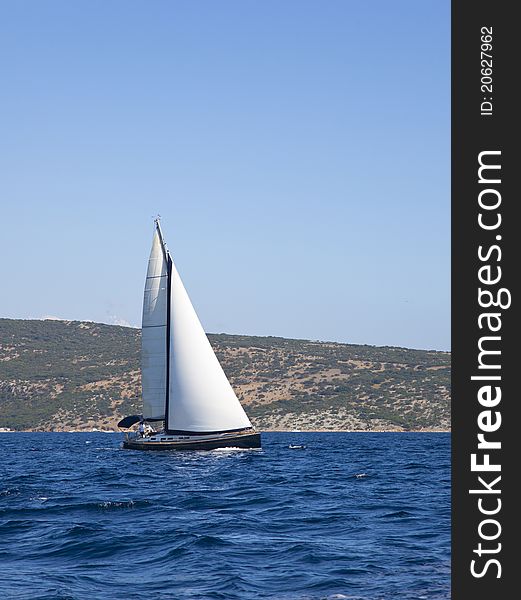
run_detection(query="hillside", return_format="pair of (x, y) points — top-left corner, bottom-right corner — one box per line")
(0, 319), (450, 432)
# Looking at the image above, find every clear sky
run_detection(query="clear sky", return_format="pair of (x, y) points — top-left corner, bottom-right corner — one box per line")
(0, 0), (450, 351)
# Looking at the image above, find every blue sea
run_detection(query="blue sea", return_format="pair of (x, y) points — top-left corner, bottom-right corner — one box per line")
(0, 432), (450, 599)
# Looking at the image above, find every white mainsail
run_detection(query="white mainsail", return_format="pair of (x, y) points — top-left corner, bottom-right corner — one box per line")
(141, 221), (252, 433)
(141, 229), (168, 420)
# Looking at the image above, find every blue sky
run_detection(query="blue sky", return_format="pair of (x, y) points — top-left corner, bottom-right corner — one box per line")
(0, 0), (450, 350)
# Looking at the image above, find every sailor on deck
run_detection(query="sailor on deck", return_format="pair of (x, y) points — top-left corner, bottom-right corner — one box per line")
(138, 421), (145, 437)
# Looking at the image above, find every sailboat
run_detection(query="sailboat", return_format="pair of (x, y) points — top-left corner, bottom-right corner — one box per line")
(118, 219), (261, 450)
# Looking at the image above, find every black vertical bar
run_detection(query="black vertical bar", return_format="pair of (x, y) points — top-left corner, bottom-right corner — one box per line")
(164, 255), (172, 432)
(452, 1), (514, 598)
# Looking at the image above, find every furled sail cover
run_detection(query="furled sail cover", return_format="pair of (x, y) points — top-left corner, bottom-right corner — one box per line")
(141, 230), (168, 420)
(168, 259), (252, 432)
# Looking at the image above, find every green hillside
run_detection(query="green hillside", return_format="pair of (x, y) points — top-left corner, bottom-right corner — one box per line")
(0, 318), (450, 431)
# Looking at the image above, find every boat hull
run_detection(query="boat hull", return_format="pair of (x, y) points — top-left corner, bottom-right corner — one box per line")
(123, 431), (261, 451)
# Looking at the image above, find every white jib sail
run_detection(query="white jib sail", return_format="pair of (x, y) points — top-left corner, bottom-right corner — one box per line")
(141, 230), (168, 420)
(168, 259), (252, 432)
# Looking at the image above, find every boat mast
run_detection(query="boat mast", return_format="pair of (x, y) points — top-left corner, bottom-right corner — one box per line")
(154, 216), (173, 432)
(155, 216), (172, 257)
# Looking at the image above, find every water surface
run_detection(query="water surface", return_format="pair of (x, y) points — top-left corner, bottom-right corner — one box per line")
(0, 432), (450, 599)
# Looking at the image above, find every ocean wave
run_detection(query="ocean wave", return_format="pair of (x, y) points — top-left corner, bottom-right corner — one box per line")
(0, 432), (450, 600)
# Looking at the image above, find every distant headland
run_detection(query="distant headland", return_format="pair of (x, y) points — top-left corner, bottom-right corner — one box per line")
(0, 319), (450, 432)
